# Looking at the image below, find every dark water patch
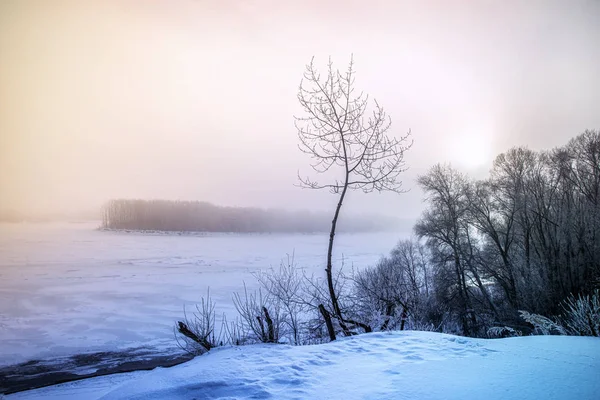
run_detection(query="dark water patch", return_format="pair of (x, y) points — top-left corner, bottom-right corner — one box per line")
(0, 347), (193, 395)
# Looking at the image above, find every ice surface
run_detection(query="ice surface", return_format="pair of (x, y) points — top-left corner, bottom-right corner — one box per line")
(0, 222), (403, 366)
(6, 331), (600, 399)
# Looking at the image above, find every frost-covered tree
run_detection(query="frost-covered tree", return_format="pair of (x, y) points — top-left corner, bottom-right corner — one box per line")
(413, 130), (600, 336)
(295, 56), (412, 339)
(352, 239), (432, 331)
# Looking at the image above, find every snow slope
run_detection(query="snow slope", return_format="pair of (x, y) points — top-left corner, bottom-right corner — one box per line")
(7, 331), (600, 400)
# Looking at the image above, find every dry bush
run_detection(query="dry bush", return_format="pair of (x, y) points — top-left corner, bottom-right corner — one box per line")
(518, 310), (567, 335)
(175, 289), (223, 355)
(561, 290), (600, 337)
(254, 255), (311, 345)
(487, 326), (522, 338)
(232, 284), (282, 344)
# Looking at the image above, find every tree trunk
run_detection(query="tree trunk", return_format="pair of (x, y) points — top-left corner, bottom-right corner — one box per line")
(326, 180), (351, 336)
(177, 321), (212, 352)
(262, 306), (275, 343)
(319, 304), (336, 341)
(380, 302), (395, 331)
(400, 306), (408, 331)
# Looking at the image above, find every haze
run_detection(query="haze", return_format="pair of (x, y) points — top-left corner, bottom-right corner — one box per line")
(1, 0), (598, 219)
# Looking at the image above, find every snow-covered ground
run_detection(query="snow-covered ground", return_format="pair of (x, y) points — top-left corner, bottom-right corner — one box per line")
(5, 223), (597, 399)
(6, 331), (600, 400)
(0, 222), (403, 366)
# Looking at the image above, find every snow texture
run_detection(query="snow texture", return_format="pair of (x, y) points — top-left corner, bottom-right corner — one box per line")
(6, 331), (600, 400)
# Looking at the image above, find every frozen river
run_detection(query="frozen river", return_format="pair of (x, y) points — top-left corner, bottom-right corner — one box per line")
(0, 222), (407, 366)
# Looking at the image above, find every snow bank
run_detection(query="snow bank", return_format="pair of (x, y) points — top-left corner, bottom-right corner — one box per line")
(7, 331), (600, 400)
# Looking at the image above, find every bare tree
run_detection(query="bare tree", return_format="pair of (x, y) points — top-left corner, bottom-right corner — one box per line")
(294, 56), (412, 338)
(415, 164), (478, 335)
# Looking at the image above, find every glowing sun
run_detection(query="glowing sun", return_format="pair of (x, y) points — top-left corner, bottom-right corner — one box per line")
(448, 130), (493, 169)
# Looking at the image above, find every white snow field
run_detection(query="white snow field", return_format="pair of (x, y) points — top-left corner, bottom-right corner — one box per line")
(0, 222), (403, 366)
(6, 331), (600, 400)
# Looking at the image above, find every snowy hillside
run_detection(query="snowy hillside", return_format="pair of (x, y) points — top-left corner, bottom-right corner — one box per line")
(7, 331), (600, 400)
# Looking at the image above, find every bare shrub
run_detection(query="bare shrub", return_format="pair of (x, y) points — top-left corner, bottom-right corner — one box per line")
(561, 290), (600, 336)
(254, 255), (309, 345)
(518, 310), (567, 335)
(487, 326), (522, 338)
(175, 289), (222, 355)
(220, 314), (248, 346)
(177, 255), (337, 350)
(299, 259), (365, 338)
(352, 258), (408, 331)
(301, 271), (346, 342)
(232, 284), (282, 344)
(351, 239), (431, 332)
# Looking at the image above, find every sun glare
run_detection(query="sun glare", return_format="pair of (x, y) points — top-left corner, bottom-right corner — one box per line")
(448, 130), (493, 169)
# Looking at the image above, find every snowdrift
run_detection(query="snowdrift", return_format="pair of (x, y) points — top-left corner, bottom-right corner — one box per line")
(7, 331), (600, 400)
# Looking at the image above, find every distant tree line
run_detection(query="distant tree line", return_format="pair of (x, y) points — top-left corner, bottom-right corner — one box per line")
(101, 199), (398, 233)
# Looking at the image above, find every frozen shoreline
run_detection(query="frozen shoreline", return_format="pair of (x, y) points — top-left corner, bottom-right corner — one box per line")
(0, 222), (402, 366)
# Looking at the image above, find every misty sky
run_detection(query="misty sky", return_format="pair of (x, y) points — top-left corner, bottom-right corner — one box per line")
(1, 0), (599, 219)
